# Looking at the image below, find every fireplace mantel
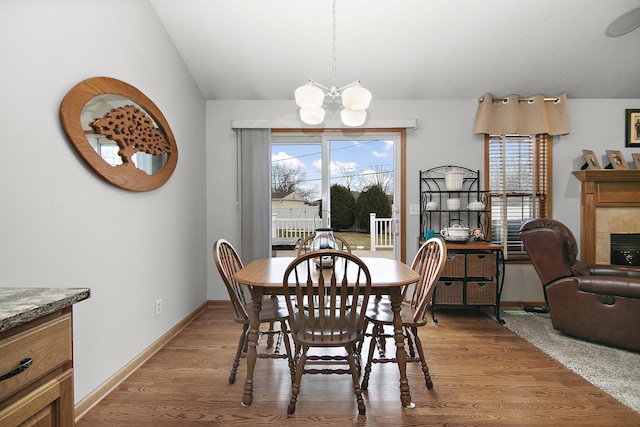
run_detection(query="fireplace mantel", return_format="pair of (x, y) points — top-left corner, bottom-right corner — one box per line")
(572, 169), (640, 264)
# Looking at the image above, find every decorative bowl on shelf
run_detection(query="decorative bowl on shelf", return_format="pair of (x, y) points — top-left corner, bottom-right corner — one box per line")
(441, 222), (471, 243)
(445, 168), (464, 191)
(446, 198), (461, 210)
(467, 201), (485, 211)
(426, 201), (439, 210)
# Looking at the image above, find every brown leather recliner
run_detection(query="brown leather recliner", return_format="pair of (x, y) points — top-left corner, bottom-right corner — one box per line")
(519, 218), (640, 352)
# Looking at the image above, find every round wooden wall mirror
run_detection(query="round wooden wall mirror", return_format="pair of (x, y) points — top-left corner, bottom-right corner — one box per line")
(60, 77), (178, 191)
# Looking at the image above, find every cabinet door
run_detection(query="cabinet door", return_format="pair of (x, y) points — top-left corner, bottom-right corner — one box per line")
(0, 369), (73, 427)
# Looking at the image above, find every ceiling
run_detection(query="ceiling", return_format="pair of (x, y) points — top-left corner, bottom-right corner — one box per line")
(150, 0), (640, 101)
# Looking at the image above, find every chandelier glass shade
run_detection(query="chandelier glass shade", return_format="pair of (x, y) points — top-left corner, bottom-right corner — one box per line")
(295, 80), (371, 126)
(294, 0), (372, 127)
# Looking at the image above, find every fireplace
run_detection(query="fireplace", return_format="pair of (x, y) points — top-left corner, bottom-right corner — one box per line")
(573, 170), (640, 265)
(610, 233), (640, 266)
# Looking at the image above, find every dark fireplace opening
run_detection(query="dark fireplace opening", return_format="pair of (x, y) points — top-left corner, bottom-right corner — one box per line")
(610, 233), (640, 266)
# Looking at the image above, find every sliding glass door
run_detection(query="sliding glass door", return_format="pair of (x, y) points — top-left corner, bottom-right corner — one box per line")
(271, 131), (401, 259)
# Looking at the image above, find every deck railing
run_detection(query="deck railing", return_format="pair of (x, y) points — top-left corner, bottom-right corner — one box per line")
(271, 213), (394, 251)
(369, 213), (395, 251)
(271, 214), (316, 239)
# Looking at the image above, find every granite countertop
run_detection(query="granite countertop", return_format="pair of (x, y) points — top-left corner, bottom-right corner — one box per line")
(0, 287), (90, 333)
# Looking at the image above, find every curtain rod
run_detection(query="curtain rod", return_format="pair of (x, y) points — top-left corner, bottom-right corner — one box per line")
(477, 96), (561, 104)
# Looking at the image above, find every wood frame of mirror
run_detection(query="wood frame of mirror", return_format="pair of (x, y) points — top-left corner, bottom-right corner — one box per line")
(60, 76), (178, 192)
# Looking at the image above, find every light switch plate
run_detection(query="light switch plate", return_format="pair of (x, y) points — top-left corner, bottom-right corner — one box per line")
(409, 204), (419, 215)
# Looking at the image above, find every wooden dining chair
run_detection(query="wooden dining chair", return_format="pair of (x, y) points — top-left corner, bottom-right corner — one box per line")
(282, 249), (372, 415)
(360, 237), (446, 391)
(213, 239), (294, 384)
(297, 233), (352, 255)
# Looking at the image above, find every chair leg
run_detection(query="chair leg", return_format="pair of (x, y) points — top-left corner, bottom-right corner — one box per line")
(377, 327), (387, 358)
(273, 328), (283, 355)
(267, 320), (275, 348)
(405, 326), (416, 358)
(356, 319), (369, 361)
(280, 320), (296, 383)
(361, 324), (379, 390)
(288, 346), (307, 415)
(411, 327), (433, 389)
(346, 345), (366, 415)
(230, 324), (249, 384)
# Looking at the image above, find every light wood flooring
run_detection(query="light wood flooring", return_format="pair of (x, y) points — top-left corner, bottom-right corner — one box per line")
(76, 305), (640, 426)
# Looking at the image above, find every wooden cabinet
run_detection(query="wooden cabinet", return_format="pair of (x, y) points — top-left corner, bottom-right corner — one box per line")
(431, 242), (505, 324)
(0, 309), (76, 426)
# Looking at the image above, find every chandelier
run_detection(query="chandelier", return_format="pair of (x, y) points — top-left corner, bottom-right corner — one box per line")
(294, 0), (372, 127)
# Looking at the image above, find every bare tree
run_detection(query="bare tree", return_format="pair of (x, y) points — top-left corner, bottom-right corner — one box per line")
(336, 163), (360, 190)
(271, 163), (301, 193)
(271, 163), (317, 201)
(362, 162), (394, 195)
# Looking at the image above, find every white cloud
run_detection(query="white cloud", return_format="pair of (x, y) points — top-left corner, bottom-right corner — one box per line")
(272, 151), (305, 169)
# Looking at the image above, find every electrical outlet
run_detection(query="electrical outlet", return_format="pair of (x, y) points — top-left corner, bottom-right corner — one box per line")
(155, 299), (162, 316)
(409, 204), (420, 215)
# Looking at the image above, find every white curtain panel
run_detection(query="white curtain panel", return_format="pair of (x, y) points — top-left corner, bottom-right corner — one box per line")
(239, 128), (271, 262)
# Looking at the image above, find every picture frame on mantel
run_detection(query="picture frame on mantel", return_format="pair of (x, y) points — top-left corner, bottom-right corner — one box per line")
(606, 150), (629, 169)
(582, 149), (601, 169)
(626, 109), (640, 147)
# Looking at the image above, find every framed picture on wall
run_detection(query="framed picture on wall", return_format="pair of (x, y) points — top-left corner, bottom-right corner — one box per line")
(626, 109), (640, 147)
(582, 149), (601, 169)
(606, 150), (629, 169)
(633, 153), (640, 169)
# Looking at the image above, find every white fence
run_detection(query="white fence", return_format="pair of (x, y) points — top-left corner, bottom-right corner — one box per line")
(271, 213), (394, 251)
(271, 214), (316, 239)
(369, 213), (395, 251)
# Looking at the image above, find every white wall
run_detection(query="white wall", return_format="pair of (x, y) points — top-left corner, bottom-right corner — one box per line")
(0, 1), (207, 402)
(206, 98), (639, 304)
(2, 0), (638, 407)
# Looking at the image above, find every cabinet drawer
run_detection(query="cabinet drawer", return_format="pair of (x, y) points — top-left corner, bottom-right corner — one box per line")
(466, 281), (497, 305)
(466, 253), (497, 277)
(434, 281), (463, 304)
(0, 314), (72, 402)
(441, 253), (465, 277)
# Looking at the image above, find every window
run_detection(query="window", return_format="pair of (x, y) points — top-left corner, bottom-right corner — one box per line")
(485, 134), (552, 259)
(270, 131), (402, 259)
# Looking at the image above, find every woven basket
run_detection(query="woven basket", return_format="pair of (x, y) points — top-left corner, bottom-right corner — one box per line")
(442, 253), (465, 277)
(466, 281), (497, 305)
(466, 253), (497, 277)
(434, 281), (463, 304)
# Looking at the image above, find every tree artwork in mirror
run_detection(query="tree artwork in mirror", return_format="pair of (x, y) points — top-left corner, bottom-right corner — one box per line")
(60, 77), (178, 192)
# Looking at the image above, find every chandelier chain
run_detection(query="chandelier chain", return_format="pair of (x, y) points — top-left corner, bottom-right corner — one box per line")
(331, 0), (337, 92)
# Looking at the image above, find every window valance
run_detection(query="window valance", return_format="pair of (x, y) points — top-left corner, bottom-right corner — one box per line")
(473, 93), (569, 136)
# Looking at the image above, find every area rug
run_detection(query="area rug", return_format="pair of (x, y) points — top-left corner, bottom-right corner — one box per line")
(498, 309), (640, 414)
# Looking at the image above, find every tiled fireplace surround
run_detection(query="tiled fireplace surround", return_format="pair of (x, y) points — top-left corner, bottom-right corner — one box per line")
(595, 207), (640, 264)
(573, 170), (640, 265)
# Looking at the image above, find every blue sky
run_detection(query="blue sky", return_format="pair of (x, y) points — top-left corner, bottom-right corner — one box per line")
(272, 139), (394, 199)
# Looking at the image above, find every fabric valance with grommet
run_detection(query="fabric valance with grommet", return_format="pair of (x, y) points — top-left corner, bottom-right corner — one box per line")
(473, 93), (569, 136)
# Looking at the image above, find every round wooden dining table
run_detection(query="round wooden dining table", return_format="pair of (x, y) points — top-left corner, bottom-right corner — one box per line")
(232, 256), (420, 409)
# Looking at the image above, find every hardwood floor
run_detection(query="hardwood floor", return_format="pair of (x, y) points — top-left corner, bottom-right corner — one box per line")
(76, 305), (640, 426)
